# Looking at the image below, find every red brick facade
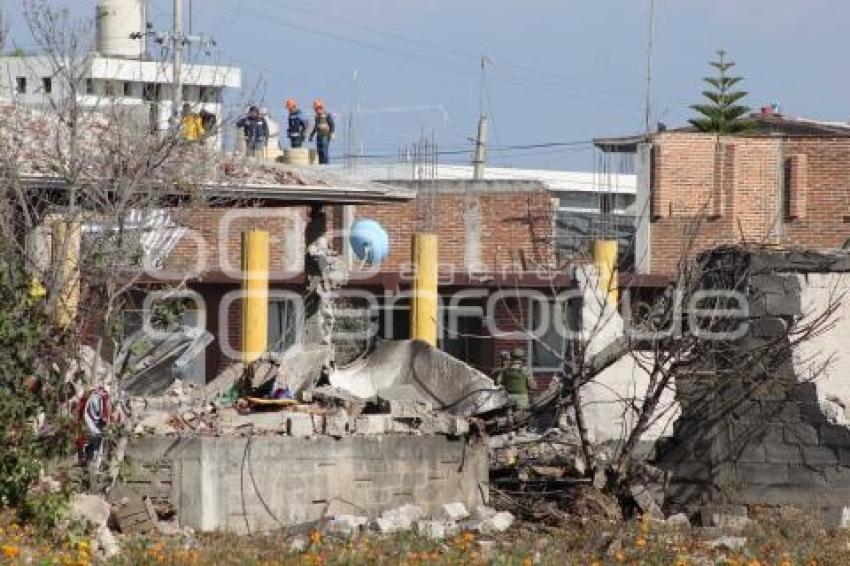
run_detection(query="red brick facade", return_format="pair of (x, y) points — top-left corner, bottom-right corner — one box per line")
(155, 186), (562, 381)
(648, 132), (850, 275)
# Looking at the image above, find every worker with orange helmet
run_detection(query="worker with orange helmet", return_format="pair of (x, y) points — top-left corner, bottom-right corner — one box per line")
(285, 98), (308, 149)
(308, 99), (335, 164)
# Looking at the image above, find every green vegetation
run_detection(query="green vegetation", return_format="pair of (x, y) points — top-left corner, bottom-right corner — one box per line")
(689, 49), (754, 134)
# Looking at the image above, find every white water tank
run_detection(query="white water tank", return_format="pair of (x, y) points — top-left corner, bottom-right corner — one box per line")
(96, 0), (146, 58)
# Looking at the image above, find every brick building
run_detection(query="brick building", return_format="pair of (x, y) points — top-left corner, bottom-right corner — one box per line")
(596, 108), (850, 275)
(159, 178), (572, 383)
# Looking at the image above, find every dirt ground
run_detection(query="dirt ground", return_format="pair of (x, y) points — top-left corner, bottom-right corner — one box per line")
(3, 508), (850, 565)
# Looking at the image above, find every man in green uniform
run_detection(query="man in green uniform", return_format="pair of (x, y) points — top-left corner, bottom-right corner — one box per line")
(495, 347), (534, 409)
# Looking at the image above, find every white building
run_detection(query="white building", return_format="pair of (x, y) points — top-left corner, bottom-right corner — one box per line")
(1, 0), (240, 146)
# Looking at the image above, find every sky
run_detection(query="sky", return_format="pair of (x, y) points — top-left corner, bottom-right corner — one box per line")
(5, 0), (850, 171)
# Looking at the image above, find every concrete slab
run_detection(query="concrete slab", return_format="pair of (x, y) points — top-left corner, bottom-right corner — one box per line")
(330, 340), (507, 416)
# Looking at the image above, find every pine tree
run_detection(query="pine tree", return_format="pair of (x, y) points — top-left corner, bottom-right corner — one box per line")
(689, 49), (753, 134)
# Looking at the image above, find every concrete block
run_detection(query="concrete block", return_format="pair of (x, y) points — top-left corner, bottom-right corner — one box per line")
(670, 461), (712, 482)
(802, 445), (838, 465)
(326, 515), (368, 536)
(708, 536), (747, 550)
(823, 466), (850, 486)
(374, 504), (426, 532)
(630, 484), (664, 519)
(415, 520), (457, 540)
(285, 413), (314, 437)
(474, 505), (498, 520)
(70, 494), (111, 528)
(388, 418), (417, 434)
(388, 399), (433, 418)
(820, 425), (850, 447)
(435, 502), (469, 522)
(783, 423), (819, 445)
(734, 443), (766, 463)
(311, 414), (325, 434)
(736, 463), (788, 485)
(666, 513), (690, 528)
(700, 506), (750, 529)
(764, 443), (802, 464)
(354, 415), (390, 435)
(325, 411), (351, 437)
(787, 465), (828, 487)
(373, 516), (411, 534)
(479, 511), (515, 534)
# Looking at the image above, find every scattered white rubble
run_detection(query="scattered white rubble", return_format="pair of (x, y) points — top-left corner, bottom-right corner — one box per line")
(326, 514), (369, 537)
(289, 536), (308, 552)
(415, 520), (457, 540)
(69, 494), (119, 558)
(708, 536), (747, 550)
(666, 513), (691, 528)
(331, 503), (513, 538)
(478, 511), (515, 535)
(373, 504), (426, 533)
(435, 502), (469, 523)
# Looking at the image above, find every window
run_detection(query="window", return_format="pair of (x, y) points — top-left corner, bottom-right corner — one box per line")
(440, 303), (485, 370)
(268, 298), (299, 352)
(558, 191), (599, 212)
(123, 81), (133, 96)
(199, 86), (210, 102)
(15, 77), (27, 94)
(85, 78), (95, 95)
(42, 77), (52, 94)
(529, 300), (567, 371)
(104, 81), (116, 96)
(142, 83), (155, 101)
(600, 193), (613, 215)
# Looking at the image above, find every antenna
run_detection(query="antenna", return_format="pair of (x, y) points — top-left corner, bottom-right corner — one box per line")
(644, 0), (657, 135)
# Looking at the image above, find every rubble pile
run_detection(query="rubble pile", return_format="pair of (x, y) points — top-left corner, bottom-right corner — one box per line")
(124, 342), (488, 440)
(217, 158), (318, 186)
(323, 502), (514, 540)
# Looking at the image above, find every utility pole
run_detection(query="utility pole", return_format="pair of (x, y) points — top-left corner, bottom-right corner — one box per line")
(644, 0), (657, 135)
(173, 0), (183, 119)
(473, 56), (493, 180)
(472, 114), (489, 180)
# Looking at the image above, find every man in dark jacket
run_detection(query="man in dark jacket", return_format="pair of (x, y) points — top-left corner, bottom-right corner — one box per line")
(285, 98), (308, 149)
(236, 105), (269, 157)
(308, 99), (335, 164)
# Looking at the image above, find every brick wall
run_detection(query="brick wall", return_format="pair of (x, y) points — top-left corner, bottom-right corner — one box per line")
(648, 133), (850, 275)
(355, 189), (555, 272)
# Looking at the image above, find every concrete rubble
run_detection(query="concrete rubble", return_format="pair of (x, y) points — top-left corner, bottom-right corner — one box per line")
(111, 338), (507, 533)
(320, 504), (513, 540)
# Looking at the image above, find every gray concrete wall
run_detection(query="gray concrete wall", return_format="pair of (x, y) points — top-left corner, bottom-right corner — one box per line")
(657, 250), (850, 519)
(125, 435), (488, 533)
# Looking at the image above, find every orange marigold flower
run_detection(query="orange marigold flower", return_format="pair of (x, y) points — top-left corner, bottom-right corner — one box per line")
(635, 536), (647, 549)
(310, 530), (322, 545)
(2, 545), (20, 558)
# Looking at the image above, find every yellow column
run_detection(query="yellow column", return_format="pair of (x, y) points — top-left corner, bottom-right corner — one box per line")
(410, 233), (439, 346)
(54, 221), (81, 328)
(593, 239), (619, 306)
(241, 229), (270, 363)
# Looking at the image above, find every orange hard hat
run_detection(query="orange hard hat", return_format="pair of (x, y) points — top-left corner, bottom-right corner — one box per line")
(313, 99), (324, 110)
(285, 98), (297, 110)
